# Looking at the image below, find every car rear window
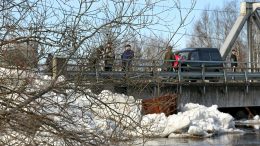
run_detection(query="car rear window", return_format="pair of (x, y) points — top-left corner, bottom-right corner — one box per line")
(200, 51), (210, 61)
(189, 51), (198, 60)
(199, 49), (221, 61)
(210, 51), (222, 61)
(179, 52), (189, 60)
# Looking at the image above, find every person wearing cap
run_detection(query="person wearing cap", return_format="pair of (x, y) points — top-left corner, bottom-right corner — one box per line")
(121, 44), (134, 71)
(230, 49), (238, 72)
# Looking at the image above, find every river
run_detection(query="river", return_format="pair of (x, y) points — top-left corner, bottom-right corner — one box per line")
(133, 123), (260, 146)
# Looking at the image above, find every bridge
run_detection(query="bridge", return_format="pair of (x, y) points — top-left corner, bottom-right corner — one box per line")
(47, 56), (260, 109)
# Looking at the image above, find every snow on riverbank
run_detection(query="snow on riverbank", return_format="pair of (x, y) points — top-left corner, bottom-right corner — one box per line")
(0, 66), (244, 139)
(80, 90), (243, 138)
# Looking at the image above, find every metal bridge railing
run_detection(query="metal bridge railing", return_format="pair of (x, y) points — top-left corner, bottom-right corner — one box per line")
(41, 57), (260, 84)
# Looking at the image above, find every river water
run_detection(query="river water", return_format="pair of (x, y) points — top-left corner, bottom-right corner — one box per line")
(133, 123), (260, 146)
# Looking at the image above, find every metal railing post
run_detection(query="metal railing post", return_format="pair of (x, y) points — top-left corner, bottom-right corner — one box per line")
(178, 61), (182, 83)
(178, 61), (182, 94)
(223, 62), (227, 83)
(201, 64), (205, 82)
(245, 62), (249, 93)
(222, 62), (228, 93)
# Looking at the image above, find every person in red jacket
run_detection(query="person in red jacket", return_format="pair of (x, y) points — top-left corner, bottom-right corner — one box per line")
(172, 53), (180, 71)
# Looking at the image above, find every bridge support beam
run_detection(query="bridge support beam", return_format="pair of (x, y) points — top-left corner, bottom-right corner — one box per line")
(178, 83), (260, 108)
(112, 82), (260, 108)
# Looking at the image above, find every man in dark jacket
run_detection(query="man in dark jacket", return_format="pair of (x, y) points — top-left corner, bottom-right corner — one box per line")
(121, 44), (134, 71)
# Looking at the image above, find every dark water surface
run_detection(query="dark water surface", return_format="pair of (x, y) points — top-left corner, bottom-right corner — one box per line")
(134, 124), (260, 146)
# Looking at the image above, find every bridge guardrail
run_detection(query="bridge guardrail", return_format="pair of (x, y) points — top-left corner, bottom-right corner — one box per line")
(40, 57), (260, 84)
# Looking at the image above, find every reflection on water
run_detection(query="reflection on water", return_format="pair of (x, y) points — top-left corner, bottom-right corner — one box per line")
(132, 124), (260, 146)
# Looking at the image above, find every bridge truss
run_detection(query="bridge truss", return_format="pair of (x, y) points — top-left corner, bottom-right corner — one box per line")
(220, 2), (260, 71)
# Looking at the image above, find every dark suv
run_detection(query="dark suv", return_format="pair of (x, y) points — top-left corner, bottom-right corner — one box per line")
(173, 48), (223, 80)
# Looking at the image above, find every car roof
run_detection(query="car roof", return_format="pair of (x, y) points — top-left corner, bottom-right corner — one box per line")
(173, 48), (219, 53)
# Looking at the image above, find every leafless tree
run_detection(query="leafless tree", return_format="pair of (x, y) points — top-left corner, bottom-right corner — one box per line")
(186, 0), (247, 64)
(0, 0), (196, 145)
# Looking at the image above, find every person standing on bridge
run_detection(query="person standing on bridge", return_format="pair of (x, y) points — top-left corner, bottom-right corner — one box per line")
(163, 45), (173, 71)
(230, 49), (238, 72)
(46, 53), (53, 76)
(121, 44), (134, 71)
(103, 41), (115, 71)
(89, 45), (104, 71)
